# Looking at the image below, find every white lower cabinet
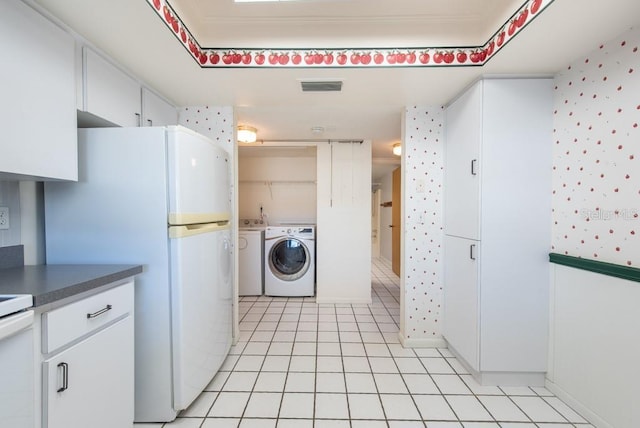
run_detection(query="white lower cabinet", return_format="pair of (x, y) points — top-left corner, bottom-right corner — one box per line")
(43, 317), (133, 428)
(39, 281), (134, 428)
(443, 235), (479, 371)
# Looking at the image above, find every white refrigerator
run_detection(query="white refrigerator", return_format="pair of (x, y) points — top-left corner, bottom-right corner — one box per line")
(44, 126), (233, 422)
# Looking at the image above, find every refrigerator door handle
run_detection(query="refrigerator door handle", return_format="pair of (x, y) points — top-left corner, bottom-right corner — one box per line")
(169, 222), (229, 239)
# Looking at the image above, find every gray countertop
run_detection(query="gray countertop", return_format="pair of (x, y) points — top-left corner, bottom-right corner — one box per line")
(0, 264), (143, 307)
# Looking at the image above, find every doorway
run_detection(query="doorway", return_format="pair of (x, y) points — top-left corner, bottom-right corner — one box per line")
(391, 166), (401, 276)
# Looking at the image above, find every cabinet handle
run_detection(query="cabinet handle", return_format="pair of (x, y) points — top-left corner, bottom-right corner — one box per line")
(87, 304), (112, 319)
(147, 119), (153, 126)
(57, 362), (69, 393)
(471, 159), (478, 176)
(135, 112), (141, 127)
(470, 244), (476, 260)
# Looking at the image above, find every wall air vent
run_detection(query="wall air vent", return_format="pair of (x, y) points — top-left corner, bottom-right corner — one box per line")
(301, 80), (343, 92)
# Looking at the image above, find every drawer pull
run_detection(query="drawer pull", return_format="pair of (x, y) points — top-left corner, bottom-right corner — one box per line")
(87, 304), (113, 319)
(57, 362), (69, 392)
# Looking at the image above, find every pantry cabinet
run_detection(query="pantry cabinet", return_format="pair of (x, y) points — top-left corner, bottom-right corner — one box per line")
(443, 78), (553, 385)
(0, 0), (77, 181)
(41, 281), (134, 428)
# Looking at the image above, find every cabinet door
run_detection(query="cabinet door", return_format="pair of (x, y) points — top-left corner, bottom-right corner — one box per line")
(444, 81), (482, 240)
(83, 47), (141, 127)
(443, 235), (480, 371)
(43, 317), (134, 428)
(142, 88), (177, 126)
(0, 1), (77, 181)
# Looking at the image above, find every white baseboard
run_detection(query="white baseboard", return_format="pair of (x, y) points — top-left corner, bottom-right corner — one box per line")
(314, 297), (372, 305)
(448, 342), (546, 387)
(546, 380), (611, 428)
(398, 334), (447, 348)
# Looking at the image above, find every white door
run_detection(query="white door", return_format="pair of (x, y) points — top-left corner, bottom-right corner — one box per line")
(167, 127), (230, 225)
(43, 317), (134, 428)
(443, 235), (480, 371)
(169, 224), (232, 411)
(444, 81), (482, 240)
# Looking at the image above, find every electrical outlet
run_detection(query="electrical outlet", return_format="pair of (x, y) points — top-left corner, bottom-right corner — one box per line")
(0, 207), (9, 230)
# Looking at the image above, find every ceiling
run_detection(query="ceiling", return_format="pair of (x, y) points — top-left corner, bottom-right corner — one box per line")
(34, 0), (640, 180)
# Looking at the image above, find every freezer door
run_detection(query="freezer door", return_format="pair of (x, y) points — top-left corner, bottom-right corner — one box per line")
(167, 127), (230, 225)
(169, 224), (232, 411)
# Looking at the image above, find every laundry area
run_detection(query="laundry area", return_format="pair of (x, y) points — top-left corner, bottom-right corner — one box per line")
(237, 145), (318, 298)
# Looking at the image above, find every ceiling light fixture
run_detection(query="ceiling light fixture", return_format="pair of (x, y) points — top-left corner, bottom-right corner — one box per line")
(237, 125), (258, 143)
(392, 143), (401, 156)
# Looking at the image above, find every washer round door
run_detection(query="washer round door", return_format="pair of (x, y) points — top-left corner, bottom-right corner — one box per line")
(268, 238), (311, 281)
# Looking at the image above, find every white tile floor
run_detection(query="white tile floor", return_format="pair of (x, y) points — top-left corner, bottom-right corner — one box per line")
(135, 259), (593, 428)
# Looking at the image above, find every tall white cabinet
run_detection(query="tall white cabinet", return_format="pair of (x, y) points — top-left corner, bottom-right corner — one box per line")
(443, 78), (553, 385)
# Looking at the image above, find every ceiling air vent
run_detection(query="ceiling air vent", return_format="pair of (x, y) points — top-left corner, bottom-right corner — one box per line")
(300, 80), (343, 92)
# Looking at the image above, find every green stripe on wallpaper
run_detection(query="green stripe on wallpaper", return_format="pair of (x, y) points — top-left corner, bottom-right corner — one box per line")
(549, 253), (640, 283)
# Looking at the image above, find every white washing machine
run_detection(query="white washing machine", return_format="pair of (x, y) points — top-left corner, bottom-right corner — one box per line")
(264, 225), (315, 297)
(239, 219), (266, 296)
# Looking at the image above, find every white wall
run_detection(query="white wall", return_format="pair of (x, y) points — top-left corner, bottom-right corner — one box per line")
(547, 26), (640, 428)
(547, 265), (640, 428)
(316, 141), (372, 304)
(238, 156), (316, 224)
(19, 182), (45, 264)
(0, 181), (21, 248)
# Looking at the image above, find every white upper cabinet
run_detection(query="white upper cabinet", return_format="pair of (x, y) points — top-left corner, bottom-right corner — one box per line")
(142, 88), (178, 127)
(82, 47), (142, 127)
(443, 82), (482, 240)
(0, 1), (77, 181)
(79, 47), (177, 128)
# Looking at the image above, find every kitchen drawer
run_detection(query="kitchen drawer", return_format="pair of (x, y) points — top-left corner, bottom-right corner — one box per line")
(42, 281), (134, 354)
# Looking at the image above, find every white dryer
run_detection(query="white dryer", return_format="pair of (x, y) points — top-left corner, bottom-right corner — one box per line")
(239, 219), (266, 296)
(264, 225), (315, 297)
